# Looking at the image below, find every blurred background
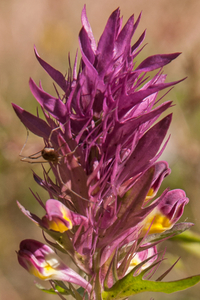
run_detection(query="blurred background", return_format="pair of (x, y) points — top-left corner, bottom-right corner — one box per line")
(1, 0), (200, 299)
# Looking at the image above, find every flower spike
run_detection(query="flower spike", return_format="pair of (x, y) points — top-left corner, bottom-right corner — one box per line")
(14, 6), (200, 300)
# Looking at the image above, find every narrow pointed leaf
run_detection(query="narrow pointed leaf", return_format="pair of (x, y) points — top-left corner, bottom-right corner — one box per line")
(29, 78), (67, 122)
(34, 47), (68, 91)
(136, 53), (181, 72)
(12, 103), (51, 139)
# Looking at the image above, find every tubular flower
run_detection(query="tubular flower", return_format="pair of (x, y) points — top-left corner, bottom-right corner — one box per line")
(140, 189), (189, 236)
(13, 6), (200, 300)
(18, 239), (92, 292)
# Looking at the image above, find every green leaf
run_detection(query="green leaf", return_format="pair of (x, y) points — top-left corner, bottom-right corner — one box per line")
(101, 270), (200, 300)
(140, 222), (193, 246)
(35, 281), (84, 299)
(35, 283), (71, 295)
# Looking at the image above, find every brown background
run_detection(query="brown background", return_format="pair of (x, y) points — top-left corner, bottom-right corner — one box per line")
(1, 0), (200, 299)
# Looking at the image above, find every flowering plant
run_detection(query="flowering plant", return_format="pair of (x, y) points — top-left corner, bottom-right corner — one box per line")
(13, 6), (200, 300)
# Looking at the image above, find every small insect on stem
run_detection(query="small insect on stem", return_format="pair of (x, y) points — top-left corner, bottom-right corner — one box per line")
(20, 124), (76, 164)
(19, 126), (93, 204)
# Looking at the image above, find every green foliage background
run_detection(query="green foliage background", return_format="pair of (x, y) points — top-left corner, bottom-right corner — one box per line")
(1, 0), (200, 299)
